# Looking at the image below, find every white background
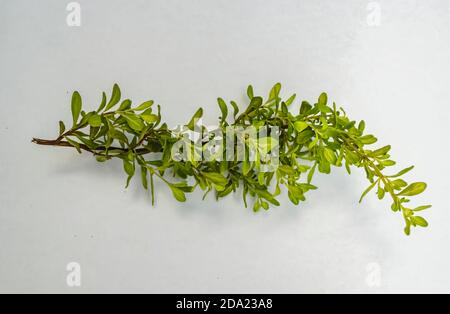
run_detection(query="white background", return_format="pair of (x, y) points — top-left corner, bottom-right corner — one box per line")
(0, 0), (449, 293)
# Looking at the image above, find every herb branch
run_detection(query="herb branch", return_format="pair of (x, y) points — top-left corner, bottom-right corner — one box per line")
(33, 83), (431, 235)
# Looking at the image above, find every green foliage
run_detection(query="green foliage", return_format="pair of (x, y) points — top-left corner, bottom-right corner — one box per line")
(71, 91), (82, 126)
(33, 83), (431, 236)
(217, 98), (228, 123)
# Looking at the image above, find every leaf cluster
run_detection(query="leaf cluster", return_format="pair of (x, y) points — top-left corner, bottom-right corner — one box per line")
(33, 83), (431, 235)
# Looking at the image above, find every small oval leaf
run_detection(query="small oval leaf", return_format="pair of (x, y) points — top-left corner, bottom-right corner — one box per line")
(398, 182), (427, 197)
(71, 91), (82, 126)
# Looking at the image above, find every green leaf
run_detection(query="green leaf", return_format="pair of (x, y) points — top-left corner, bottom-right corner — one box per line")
(323, 147), (337, 165)
(256, 190), (280, 206)
(308, 136), (319, 150)
(388, 166), (414, 178)
(123, 159), (135, 188)
(360, 135), (378, 145)
(71, 91), (82, 126)
(122, 113), (144, 131)
(134, 100), (154, 111)
(187, 108), (203, 130)
(278, 165), (296, 176)
(74, 134), (95, 149)
(358, 120), (366, 133)
(170, 185), (186, 202)
(59, 121), (66, 136)
(345, 149), (360, 164)
(172, 182), (194, 193)
(79, 112), (93, 126)
(123, 159), (135, 176)
(307, 163), (317, 184)
(97, 92), (107, 112)
(88, 113), (102, 128)
(318, 92), (328, 106)
(118, 99), (132, 111)
(261, 200), (269, 210)
(217, 98), (228, 122)
(141, 166), (148, 190)
(398, 182), (427, 197)
(230, 101), (239, 119)
(258, 172), (265, 185)
(248, 96), (263, 111)
(391, 198), (401, 212)
(202, 172), (227, 184)
(317, 92), (331, 113)
(296, 129), (314, 145)
(269, 83), (281, 100)
(300, 101), (312, 115)
(404, 221), (411, 236)
(141, 114), (159, 123)
(359, 180), (378, 203)
(95, 156), (108, 162)
(65, 137), (81, 154)
(412, 205), (432, 212)
(288, 191), (299, 205)
(381, 160), (396, 167)
(203, 172), (228, 191)
(377, 186), (386, 200)
(257, 137), (278, 153)
(411, 216), (429, 227)
(370, 145), (391, 157)
(318, 160), (331, 174)
(242, 160), (251, 175)
(391, 179), (407, 190)
(294, 121), (309, 133)
(105, 83), (121, 111)
(247, 85), (254, 99)
(285, 94), (296, 106)
(253, 200), (261, 212)
(109, 130), (129, 143)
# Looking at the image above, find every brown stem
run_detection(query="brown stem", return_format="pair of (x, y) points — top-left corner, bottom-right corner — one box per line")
(32, 138), (151, 155)
(32, 138), (76, 147)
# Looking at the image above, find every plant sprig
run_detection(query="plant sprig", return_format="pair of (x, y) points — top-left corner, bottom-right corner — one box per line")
(33, 83), (431, 235)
